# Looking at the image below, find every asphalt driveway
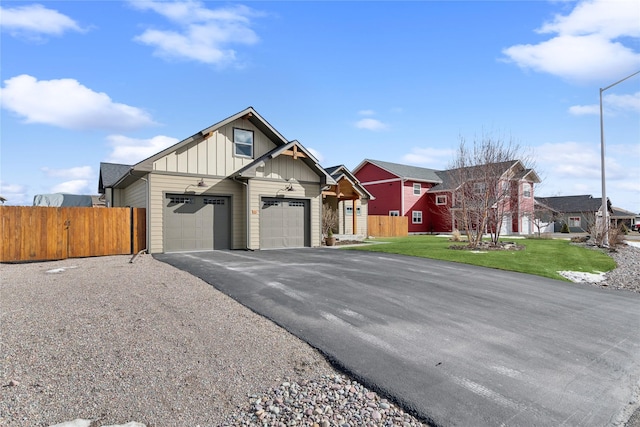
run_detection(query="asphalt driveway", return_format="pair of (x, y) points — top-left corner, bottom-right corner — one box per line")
(155, 248), (640, 427)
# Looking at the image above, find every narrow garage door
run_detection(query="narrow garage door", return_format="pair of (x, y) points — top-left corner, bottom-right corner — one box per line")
(164, 194), (230, 252)
(260, 198), (310, 249)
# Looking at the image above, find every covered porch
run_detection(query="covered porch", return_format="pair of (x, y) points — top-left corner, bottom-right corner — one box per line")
(322, 165), (372, 241)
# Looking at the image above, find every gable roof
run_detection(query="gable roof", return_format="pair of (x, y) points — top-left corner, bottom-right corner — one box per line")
(132, 107), (288, 174)
(324, 164), (374, 199)
(512, 167), (541, 183)
(355, 159), (442, 183)
(611, 206), (637, 218)
(428, 160), (537, 192)
(111, 107), (318, 189)
(355, 159), (539, 191)
(233, 140), (336, 185)
(99, 162), (132, 193)
(534, 195), (605, 213)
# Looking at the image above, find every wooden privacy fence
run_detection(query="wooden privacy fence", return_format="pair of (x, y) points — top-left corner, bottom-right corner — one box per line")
(367, 215), (408, 237)
(0, 206), (146, 263)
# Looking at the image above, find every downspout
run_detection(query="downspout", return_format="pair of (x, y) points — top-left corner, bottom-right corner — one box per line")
(129, 173), (148, 263)
(233, 176), (251, 250)
(401, 178), (406, 216)
(143, 175), (149, 253)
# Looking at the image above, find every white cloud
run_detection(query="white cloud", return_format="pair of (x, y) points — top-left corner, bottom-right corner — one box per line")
(605, 92), (640, 113)
(536, 141), (626, 180)
(0, 182), (28, 205)
(0, 182), (26, 198)
(0, 74), (156, 131)
(130, 1), (262, 65)
(106, 135), (179, 164)
(568, 104), (599, 115)
(358, 110), (376, 116)
(0, 4), (85, 40)
(355, 118), (388, 131)
(41, 166), (93, 180)
(51, 180), (91, 194)
(307, 147), (324, 163)
(0, 182), (26, 194)
(537, 0), (639, 39)
(615, 180), (640, 192)
(503, 0), (640, 83)
(569, 91), (640, 115)
(402, 147), (454, 166)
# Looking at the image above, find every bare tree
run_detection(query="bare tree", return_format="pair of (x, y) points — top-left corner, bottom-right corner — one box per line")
(322, 203), (338, 238)
(449, 133), (533, 248)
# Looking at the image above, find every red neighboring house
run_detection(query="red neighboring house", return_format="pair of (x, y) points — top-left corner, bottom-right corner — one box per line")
(353, 159), (540, 234)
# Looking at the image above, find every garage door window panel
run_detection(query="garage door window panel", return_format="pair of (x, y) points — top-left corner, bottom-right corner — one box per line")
(164, 194), (230, 252)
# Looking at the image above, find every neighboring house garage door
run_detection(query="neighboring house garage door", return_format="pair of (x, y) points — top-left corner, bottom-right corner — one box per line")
(260, 198), (310, 249)
(164, 194), (230, 252)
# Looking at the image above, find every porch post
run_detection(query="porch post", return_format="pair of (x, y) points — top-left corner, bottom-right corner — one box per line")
(352, 198), (357, 235)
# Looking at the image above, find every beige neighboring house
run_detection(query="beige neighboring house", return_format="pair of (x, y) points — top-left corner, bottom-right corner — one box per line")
(99, 107), (335, 253)
(322, 165), (373, 239)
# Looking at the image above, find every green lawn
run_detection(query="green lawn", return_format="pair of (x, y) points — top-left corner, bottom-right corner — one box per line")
(346, 235), (616, 281)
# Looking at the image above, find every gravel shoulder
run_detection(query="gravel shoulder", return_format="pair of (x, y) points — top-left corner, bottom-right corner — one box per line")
(1, 242), (638, 426)
(0, 254), (337, 426)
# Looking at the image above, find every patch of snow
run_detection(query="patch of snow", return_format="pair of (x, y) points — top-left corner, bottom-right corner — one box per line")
(470, 251), (488, 254)
(45, 266), (77, 274)
(49, 421), (145, 427)
(49, 420), (92, 427)
(558, 270), (606, 283)
(625, 240), (640, 248)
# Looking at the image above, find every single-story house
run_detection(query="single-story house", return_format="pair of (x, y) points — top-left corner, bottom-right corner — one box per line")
(353, 158), (540, 235)
(99, 107), (335, 253)
(611, 206), (638, 231)
(534, 194), (612, 233)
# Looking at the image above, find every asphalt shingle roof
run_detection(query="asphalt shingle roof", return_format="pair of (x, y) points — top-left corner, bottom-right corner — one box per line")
(364, 159), (442, 183)
(99, 162), (132, 193)
(324, 165), (343, 179)
(535, 195), (603, 213)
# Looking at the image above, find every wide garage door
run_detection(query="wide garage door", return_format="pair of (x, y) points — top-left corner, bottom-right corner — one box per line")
(260, 198), (310, 249)
(164, 194), (230, 252)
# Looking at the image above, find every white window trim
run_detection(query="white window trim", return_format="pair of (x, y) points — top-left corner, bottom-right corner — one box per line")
(412, 211), (423, 224)
(233, 128), (254, 158)
(569, 216), (581, 227)
(413, 183), (421, 195)
(436, 195), (447, 205)
(523, 183), (531, 198)
(389, 210), (400, 217)
(345, 206), (362, 216)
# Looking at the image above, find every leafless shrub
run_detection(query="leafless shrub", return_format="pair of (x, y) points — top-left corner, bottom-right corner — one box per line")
(322, 203), (338, 237)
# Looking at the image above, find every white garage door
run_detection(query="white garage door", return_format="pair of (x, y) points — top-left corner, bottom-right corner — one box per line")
(164, 194), (230, 252)
(260, 198), (310, 249)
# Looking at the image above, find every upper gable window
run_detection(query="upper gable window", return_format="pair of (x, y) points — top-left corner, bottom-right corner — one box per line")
(234, 128), (254, 158)
(413, 183), (421, 195)
(474, 182), (486, 194)
(522, 183), (531, 198)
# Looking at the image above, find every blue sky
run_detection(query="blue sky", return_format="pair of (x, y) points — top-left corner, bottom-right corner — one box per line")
(1, 0), (639, 213)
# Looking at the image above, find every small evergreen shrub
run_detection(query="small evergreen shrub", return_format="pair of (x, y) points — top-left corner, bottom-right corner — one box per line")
(560, 223), (570, 233)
